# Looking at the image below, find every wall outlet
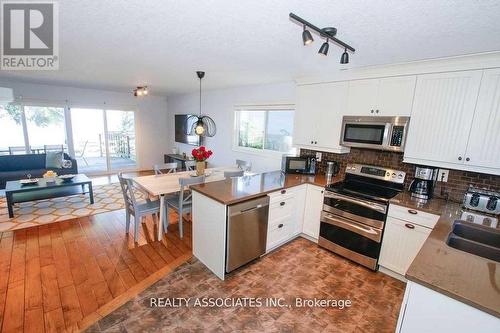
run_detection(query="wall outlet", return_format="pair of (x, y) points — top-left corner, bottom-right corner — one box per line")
(315, 152), (322, 162)
(437, 169), (449, 182)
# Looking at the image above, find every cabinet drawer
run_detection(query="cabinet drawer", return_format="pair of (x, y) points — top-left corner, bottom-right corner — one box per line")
(268, 197), (294, 221)
(268, 188), (295, 203)
(388, 204), (439, 229)
(267, 216), (293, 251)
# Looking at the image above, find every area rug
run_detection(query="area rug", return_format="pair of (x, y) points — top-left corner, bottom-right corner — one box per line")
(0, 183), (143, 232)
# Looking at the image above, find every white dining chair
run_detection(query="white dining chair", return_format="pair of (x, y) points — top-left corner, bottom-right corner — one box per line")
(164, 175), (205, 238)
(184, 160), (196, 171)
(154, 162), (179, 175)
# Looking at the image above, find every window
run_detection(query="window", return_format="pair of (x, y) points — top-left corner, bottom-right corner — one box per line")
(0, 104), (26, 154)
(234, 106), (294, 155)
(24, 106), (66, 149)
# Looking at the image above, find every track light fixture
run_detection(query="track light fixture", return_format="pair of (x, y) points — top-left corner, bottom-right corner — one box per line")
(133, 86), (148, 97)
(318, 39), (329, 56)
(302, 25), (314, 45)
(340, 48), (349, 64)
(290, 13), (355, 63)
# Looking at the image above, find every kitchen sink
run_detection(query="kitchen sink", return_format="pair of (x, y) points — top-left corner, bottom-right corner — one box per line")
(446, 220), (500, 263)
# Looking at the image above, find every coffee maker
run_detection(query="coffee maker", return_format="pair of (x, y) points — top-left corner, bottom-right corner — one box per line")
(409, 166), (437, 200)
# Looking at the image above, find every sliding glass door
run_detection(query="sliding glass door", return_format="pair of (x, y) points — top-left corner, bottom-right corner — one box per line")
(0, 104), (26, 155)
(70, 108), (137, 173)
(24, 106), (67, 153)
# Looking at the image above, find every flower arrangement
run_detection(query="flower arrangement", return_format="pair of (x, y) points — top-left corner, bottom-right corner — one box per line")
(191, 146), (213, 162)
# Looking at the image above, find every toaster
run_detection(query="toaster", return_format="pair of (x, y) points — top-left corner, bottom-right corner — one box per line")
(463, 187), (500, 215)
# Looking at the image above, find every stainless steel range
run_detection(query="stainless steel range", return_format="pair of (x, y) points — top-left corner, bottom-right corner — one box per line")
(319, 163), (406, 270)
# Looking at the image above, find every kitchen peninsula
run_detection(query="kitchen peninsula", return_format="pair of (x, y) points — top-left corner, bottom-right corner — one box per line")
(190, 171), (338, 279)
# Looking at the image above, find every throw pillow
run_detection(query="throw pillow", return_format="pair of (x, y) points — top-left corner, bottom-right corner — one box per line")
(45, 151), (63, 169)
(61, 159), (73, 169)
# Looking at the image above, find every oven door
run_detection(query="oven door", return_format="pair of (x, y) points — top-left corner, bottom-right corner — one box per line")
(323, 191), (387, 229)
(340, 118), (389, 150)
(319, 212), (382, 270)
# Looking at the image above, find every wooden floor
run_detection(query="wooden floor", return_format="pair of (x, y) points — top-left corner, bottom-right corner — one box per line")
(0, 208), (193, 332)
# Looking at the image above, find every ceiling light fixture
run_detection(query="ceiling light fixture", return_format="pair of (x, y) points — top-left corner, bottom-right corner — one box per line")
(186, 71), (217, 137)
(302, 25), (314, 45)
(318, 39), (329, 56)
(290, 13), (355, 63)
(133, 86), (148, 97)
(340, 48), (349, 64)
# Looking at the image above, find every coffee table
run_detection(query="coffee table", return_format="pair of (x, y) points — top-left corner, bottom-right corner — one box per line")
(5, 174), (94, 218)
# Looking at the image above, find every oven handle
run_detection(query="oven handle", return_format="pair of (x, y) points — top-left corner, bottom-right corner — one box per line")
(324, 191), (387, 214)
(321, 212), (382, 242)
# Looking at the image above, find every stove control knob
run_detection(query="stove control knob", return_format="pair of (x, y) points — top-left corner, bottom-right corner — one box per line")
(386, 172), (390, 176)
(398, 174), (403, 179)
(486, 197), (498, 211)
(470, 193), (480, 207)
(392, 173), (396, 178)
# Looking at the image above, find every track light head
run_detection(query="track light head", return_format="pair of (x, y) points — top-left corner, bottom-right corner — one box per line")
(302, 25), (314, 45)
(340, 48), (349, 64)
(318, 40), (329, 56)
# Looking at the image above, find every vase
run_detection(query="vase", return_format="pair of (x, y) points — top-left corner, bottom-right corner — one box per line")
(196, 161), (205, 176)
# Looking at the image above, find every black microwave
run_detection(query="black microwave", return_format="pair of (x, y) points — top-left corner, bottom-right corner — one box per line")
(281, 156), (316, 175)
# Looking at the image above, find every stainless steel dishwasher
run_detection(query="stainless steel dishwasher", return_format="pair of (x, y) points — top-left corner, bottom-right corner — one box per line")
(226, 196), (269, 273)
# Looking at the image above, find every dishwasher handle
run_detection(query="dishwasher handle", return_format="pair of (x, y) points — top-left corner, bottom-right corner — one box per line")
(228, 196), (270, 217)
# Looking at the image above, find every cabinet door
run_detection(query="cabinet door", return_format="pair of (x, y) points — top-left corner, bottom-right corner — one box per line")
(346, 79), (379, 115)
(292, 185), (307, 235)
(377, 76), (416, 116)
(314, 81), (349, 149)
(294, 84), (321, 146)
(302, 185), (324, 240)
(379, 216), (431, 275)
(403, 70), (483, 165)
(464, 68), (500, 171)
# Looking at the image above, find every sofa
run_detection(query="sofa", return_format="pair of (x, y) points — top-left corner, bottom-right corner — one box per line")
(0, 153), (78, 189)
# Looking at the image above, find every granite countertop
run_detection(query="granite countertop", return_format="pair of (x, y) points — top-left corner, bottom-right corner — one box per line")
(190, 171), (339, 205)
(394, 192), (500, 318)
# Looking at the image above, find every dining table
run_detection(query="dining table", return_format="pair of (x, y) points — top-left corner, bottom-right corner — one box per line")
(133, 166), (241, 240)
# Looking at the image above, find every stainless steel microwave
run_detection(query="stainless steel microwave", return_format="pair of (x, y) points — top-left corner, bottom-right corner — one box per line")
(340, 116), (410, 152)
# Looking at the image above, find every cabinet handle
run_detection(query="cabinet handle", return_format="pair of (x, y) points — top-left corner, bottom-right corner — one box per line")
(466, 157), (470, 162)
(314, 141), (317, 144)
(321, 190), (324, 194)
(458, 156), (462, 161)
(278, 223), (284, 228)
(405, 223), (415, 229)
(281, 189), (286, 194)
(311, 140), (314, 144)
(280, 202), (285, 206)
(370, 109), (374, 113)
(375, 109), (379, 114)
(408, 209), (418, 215)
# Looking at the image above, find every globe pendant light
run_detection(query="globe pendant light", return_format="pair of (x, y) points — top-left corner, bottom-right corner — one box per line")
(186, 71), (217, 137)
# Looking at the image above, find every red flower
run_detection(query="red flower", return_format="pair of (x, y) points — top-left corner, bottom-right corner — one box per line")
(199, 146), (206, 152)
(191, 146), (213, 162)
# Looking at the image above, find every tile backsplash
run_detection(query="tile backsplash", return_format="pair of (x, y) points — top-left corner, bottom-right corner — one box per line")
(300, 148), (500, 202)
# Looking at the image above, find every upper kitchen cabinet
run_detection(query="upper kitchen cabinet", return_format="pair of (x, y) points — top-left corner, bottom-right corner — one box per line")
(403, 70), (500, 174)
(463, 68), (500, 171)
(294, 82), (350, 153)
(346, 76), (416, 116)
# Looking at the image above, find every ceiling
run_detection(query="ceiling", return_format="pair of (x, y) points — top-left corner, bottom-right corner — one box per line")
(1, 0), (500, 96)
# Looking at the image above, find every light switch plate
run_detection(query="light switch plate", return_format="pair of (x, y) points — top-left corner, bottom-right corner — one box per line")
(315, 152), (322, 162)
(438, 169), (449, 182)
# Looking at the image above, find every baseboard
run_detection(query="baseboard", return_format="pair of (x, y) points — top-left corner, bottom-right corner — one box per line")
(378, 266), (407, 282)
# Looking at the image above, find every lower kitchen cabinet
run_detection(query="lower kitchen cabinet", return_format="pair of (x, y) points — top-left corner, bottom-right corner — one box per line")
(302, 185), (324, 240)
(379, 204), (439, 277)
(397, 281), (500, 333)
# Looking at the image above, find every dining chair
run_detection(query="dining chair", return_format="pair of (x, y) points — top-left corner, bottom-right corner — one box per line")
(78, 140), (89, 166)
(184, 160), (196, 171)
(8, 146), (27, 155)
(224, 170), (244, 179)
(236, 159), (252, 172)
(165, 175), (205, 238)
(44, 144), (64, 153)
(154, 162), (179, 175)
(118, 173), (162, 241)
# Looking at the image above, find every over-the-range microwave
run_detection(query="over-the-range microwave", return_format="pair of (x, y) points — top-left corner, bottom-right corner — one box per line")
(340, 116), (410, 152)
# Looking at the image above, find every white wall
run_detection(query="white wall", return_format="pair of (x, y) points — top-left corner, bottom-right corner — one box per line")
(167, 81), (296, 172)
(0, 80), (168, 170)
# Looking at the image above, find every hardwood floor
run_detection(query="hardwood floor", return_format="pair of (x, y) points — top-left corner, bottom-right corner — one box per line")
(0, 208), (192, 332)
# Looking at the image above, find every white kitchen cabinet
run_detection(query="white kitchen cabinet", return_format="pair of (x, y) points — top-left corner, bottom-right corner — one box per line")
(404, 70), (483, 167)
(379, 204), (439, 277)
(294, 82), (350, 153)
(463, 68), (500, 170)
(397, 281), (500, 333)
(302, 185), (324, 240)
(379, 216), (432, 275)
(346, 76), (416, 116)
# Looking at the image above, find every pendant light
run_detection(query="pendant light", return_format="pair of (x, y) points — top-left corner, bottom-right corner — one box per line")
(186, 71), (217, 137)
